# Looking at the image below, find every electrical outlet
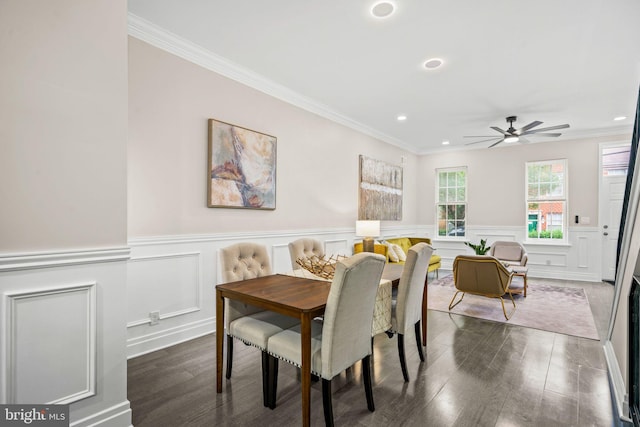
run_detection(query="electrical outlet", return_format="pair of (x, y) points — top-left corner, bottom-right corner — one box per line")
(149, 311), (160, 326)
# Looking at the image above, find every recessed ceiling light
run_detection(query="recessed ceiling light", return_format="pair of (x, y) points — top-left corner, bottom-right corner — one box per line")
(371, 1), (396, 18)
(397, 114), (407, 121)
(442, 140), (450, 145)
(423, 58), (444, 70)
(614, 116), (627, 121)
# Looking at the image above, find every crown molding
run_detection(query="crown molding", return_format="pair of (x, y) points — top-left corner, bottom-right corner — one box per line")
(127, 13), (416, 154)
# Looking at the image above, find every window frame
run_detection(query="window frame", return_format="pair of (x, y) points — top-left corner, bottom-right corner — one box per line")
(435, 166), (467, 239)
(525, 159), (568, 244)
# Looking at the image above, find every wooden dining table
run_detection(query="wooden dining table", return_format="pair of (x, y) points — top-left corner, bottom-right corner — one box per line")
(215, 264), (428, 426)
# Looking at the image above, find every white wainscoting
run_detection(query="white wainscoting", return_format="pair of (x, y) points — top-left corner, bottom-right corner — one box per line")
(0, 248), (131, 426)
(4, 283), (96, 404)
(126, 224), (603, 358)
(126, 226), (421, 358)
(427, 225), (602, 282)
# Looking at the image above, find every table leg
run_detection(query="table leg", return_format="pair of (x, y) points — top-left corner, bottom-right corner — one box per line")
(216, 289), (224, 393)
(300, 312), (312, 427)
(524, 274), (527, 297)
(421, 277), (428, 345)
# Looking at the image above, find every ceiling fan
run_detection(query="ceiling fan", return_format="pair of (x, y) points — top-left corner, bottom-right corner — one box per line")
(465, 116), (570, 148)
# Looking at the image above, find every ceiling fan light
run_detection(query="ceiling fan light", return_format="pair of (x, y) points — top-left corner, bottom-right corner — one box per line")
(504, 135), (519, 143)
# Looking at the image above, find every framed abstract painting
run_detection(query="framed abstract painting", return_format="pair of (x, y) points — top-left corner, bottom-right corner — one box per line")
(358, 155), (403, 220)
(208, 119), (276, 210)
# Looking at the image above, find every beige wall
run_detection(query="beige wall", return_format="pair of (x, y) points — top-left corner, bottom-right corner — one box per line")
(417, 135), (628, 228)
(128, 37), (417, 238)
(0, 0), (128, 253)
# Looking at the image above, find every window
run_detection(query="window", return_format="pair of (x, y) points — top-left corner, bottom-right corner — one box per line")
(526, 159), (567, 241)
(436, 167), (466, 237)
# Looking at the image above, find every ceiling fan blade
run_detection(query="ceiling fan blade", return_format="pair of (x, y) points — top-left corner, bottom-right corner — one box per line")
(526, 132), (562, 137)
(518, 121), (543, 133)
(465, 137), (502, 145)
(463, 135), (500, 138)
(489, 138), (505, 148)
(490, 126), (509, 136)
(524, 124), (570, 134)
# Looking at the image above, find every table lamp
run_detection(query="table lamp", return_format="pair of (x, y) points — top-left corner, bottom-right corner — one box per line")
(356, 220), (380, 253)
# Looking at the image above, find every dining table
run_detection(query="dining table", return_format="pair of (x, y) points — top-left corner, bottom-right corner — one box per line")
(215, 263), (427, 426)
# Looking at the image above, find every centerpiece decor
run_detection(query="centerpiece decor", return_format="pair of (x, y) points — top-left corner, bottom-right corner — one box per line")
(296, 254), (349, 280)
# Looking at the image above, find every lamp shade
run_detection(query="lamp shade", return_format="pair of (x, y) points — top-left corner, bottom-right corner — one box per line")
(356, 220), (380, 237)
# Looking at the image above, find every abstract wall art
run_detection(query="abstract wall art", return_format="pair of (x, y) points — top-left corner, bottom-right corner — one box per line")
(208, 119), (276, 209)
(358, 155), (403, 220)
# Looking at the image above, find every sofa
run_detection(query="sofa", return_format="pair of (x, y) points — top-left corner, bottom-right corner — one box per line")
(354, 237), (441, 277)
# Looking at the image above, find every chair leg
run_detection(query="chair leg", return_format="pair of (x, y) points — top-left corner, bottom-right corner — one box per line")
(397, 334), (409, 382)
(267, 354), (279, 409)
(414, 321), (424, 362)
(322, 379), (334, 427)
(498, 292), (517, 320)
(225, 335), (234, 379)
(362, 355), (375, 412)
(261, 352), (270, 408)
(448, 291), (465, 310)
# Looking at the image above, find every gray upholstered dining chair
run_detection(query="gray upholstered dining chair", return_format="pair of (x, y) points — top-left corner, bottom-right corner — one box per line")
(389, 242), (433, 382)
(219, 242), (299, 405)
(265, 252), (386, 426)
(288, 237), (325, 270)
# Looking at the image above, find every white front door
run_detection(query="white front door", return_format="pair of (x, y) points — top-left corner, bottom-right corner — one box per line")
(600, 143), (631, 281)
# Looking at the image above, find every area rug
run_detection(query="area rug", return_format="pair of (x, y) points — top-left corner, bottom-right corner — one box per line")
(428, 275), (600, 340)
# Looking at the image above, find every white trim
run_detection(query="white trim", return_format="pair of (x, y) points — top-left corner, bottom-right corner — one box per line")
(127, 318), (214, 359)
(127, 13), (415, 154)
(604, 340), (632, 423)
(70, 400), (132, 427)
(0, 247), (130, 272)
(4, 283), (97, 405)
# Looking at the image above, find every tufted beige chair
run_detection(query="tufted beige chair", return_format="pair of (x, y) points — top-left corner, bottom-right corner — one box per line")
(288, 238), (325, 270)
(265, 252), (386, 424)
(219, 242), (299, 405)
(389, 243), (433, 382)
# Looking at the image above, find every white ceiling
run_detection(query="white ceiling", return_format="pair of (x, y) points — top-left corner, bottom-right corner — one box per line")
(128, 0), (640, 154)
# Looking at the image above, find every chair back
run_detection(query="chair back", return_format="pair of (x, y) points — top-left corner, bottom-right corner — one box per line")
(394, 243), (433, 334)
(220, 242), (272, 283)
(453, 255), (512, 297)
(288, 238), (325, 269)
(489, 241), (527, 266)
(220, 242), (273, 326)
(321, 252), (386, 379)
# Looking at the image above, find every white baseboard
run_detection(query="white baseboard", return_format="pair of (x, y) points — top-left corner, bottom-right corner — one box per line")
(604, 340), (632, 424)
(71, 400), (131, 427)
(127, 317), (215, 359)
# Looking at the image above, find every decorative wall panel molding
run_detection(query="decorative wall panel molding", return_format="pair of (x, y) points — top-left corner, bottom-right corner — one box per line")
(127, 252), (202, 327)
(4, 283), (96, 404)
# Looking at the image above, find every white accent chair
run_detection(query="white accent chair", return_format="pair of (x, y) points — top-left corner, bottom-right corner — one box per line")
(265, 252), (386, 425)
(489, 241), (528, 267)
(288, 238), (325, 270)
(389, 242), (433, 382)
(219, 243), (299, 407)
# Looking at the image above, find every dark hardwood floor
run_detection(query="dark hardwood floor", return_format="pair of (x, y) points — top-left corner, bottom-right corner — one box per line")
(128, 277), (621, 426)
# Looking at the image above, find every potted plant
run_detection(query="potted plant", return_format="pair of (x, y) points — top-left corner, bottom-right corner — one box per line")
(465, 239), (491, 255)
